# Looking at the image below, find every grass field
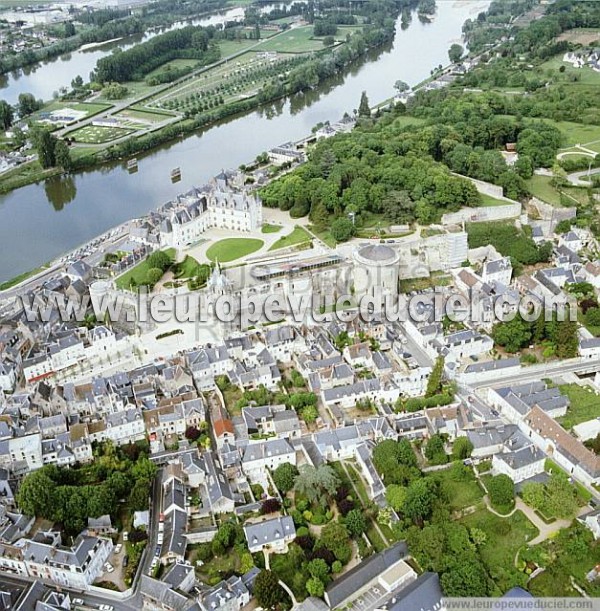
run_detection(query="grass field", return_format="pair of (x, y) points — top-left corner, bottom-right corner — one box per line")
(261, 223), (282, 234)
(255, 26), (327, 53)
(145, 58), (199, 79)
(428, 467), (485, 512)
(69, 125), (135, 144)
(540, 55), (600, 87)
(172, 255), (209, 280)
(552, 120), (600, 147)
(34, 101), (112, 124)
(556, 383), (600, 430)
(525, 175), (564, 206)
(269, 226), (312, 250)
(117, 108), (177, 124)
(206, 238), (264, 262)
(480, 193), (510, 207)
(115, 249), (175, 290)
(461, 509), (539, 594)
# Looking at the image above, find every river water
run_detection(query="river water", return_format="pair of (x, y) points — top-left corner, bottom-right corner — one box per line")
(0, 0), (489, 283)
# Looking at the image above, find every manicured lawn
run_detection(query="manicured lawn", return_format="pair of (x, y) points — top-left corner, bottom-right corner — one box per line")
(480, 193), (509, 207)
(540, 54), (600, 87)
(38, 100), (112, 118)
(428, 466), (485, 512)
(0, 264), (49, 291)
(70, 125), (135, 144)
(117, 107), (177, 124)
(115, 249), (175, 290)
(366, 522), (386, 553)
(525, 175), (562, 206)
(205, 238), (264, 262)
(461, 509), (539, 595)
(261, 223), (282, 234)
(344, 462), (371, 507)
(172, 255), (209, 279)
(557, 383), (600, 430)
(269, 226), (312, 250)
(255, 26), (326, 53)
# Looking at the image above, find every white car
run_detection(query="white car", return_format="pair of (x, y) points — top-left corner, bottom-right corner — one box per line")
(99, 606), (114, 611)
(73, 599), (84, 606)
(114, 544), (122, 554)
(104, 562), (114, 573)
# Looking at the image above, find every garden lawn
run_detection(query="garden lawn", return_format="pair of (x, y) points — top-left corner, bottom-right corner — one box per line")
(525, 175), (562, 206)
(261, 223), (282, 234)
(557, 383), (600, 430)
(70, 125), (135, 144)
(269, 226), (311, 250)
(115, 249), (175, 290)
(461, 509), (539, 595)
(428, 466), (485, 512)
(480, 193), (509, 207)
(206, 238), (263, 262)
(548, 120), (600, 148)
(173, 255), (209, 279)
(255, 26), (325, 53)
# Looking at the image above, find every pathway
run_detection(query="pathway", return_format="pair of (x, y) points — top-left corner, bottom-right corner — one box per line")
(339, 461), (389, 547)
(474, 469), (584, 547)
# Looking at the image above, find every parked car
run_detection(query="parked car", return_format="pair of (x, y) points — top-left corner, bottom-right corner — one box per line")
(73, 599), (84, 606)
(103, 562), (114, 573)
(122, 531), (129, 541)
(155, 545), (161, 556)
(99, 605), (114, 611)
(114, 543), (122, 554)
(122, 555), (129, 568)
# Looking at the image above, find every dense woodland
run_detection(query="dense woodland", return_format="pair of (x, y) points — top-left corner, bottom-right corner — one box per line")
(260, 0), (600, 239)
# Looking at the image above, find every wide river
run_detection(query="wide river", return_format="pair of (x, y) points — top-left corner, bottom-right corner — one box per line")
(0, 0), (489, 283)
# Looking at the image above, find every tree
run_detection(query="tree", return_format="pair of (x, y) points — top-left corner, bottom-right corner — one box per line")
(330, 217), (355, 242)
(147, 251), (172, 271)
(403, 479), (436, 525)
(146, 267), (164, 286)
(358, 90), (370, 117)
(307, 558), (330, 582)
(0, 100), (13, 130)
(34, 129), (57, 169)
(306, 576), (325, 598)
(273, 462), (298, 493)
(17, 468), (56, 516)
(253, 570), (286, 610)
(323, 35), (335, 47)
(318, 521), (352, 564)
(294, 464), (340, 505)
(345, 508), (367, 538)
(521, 482), (545, 511)
(492, 316), (532, 353)
(128, 478), (151, 511)
(487, 474), (514, 510)
(55, 140), (73, 172)
(425, 356), (444, 397)
(452, 437), (474, 460)
(441, 560), (489, 596)
(545, 472), (578, 519)
(424, 434), (447, 465)
(385, 484), (407, 511)
(394, 80), (410, 93)
(185, 426), (201, 441)
(64, 21), (76, 37)
(18, 93), (42, 117)
(261, 498), (282, 514)
(448, 43), (464, 63)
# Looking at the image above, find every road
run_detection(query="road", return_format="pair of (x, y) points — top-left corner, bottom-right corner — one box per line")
(465, 357), (600, 389)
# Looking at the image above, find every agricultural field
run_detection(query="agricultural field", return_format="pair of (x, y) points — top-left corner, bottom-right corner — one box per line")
(146, 51), (300, 114)
(115, 107), (178, 125)
(557, 28), (600, 45)
(69, 125), (136, 144)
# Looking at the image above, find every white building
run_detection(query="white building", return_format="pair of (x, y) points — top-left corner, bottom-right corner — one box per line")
(244, 516), (296, 554)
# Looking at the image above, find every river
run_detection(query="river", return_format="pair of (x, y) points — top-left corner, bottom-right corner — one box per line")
(0, 7), (248, 105)
(0, 0), (490, 283)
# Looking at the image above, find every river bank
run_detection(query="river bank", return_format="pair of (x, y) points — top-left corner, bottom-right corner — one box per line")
(0, 0), (490, 284)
